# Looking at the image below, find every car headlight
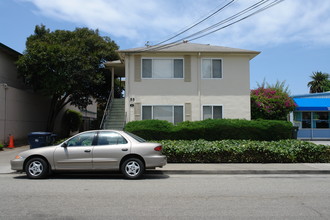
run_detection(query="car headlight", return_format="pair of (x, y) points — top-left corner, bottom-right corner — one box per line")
(14, 155), (24, 160)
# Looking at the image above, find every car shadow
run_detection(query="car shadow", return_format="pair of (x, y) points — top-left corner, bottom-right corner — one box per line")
(13, 170), (169, 180)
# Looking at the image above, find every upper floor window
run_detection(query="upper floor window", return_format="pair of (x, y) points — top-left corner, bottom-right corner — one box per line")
(202, 58), (222, 79)
(203, 105), (223, 120)
(142, 58), (183, 79)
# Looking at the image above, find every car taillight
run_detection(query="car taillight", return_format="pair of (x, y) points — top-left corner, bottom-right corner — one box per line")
(154, 145), (162, 151)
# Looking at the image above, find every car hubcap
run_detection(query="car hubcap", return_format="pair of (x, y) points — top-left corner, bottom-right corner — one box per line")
(28, 161), (43, 176)
(125, 161), (140, 177)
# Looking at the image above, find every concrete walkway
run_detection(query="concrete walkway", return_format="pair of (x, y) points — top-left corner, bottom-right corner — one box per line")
(1, 143), (330, 175)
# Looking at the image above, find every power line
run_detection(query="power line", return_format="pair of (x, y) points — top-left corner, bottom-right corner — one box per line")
(138, 0), (284, 53)
(153, 0), (236, 46)
(189, 0), (284, 41)
(182, 0), (272, 41)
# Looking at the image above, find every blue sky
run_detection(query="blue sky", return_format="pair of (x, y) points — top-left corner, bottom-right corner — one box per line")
(1, 0), (330, 95)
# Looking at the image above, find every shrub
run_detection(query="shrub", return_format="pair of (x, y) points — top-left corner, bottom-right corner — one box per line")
(124, 119), (174, 140)
(158, 139), (330, 163)
(62, 109), (82, 136)
(124, 119), (294, 141)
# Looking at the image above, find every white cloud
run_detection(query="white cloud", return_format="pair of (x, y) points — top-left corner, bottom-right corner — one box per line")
(22, 0), (330, 49)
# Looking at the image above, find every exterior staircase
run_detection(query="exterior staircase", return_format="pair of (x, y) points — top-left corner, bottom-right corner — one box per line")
(103, 98), (125, 130)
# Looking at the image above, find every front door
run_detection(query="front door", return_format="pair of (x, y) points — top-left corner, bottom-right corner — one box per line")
(54, 131), (97, 170)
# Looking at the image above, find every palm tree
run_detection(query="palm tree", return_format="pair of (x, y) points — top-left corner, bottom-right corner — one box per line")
(307, 71), (330, 93)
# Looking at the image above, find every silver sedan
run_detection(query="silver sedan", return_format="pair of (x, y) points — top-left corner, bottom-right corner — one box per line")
(11, 130), (167, 179)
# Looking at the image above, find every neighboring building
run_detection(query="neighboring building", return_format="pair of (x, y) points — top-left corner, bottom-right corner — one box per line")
(0, 43), (50, 145)
(0, 43), (97, 145)
(290, 92), (330, 140)
(104, 42), (260, 129)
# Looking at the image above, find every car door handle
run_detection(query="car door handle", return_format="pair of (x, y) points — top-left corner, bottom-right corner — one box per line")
(122, 148), (128, 151)
(84, 149), (92, 153)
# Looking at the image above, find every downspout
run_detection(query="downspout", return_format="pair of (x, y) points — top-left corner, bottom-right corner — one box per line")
(1, 83), (8, 144)
(198, 52), (202, 120)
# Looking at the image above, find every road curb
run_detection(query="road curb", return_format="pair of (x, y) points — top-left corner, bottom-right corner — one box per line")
(149, 170), (330, 175)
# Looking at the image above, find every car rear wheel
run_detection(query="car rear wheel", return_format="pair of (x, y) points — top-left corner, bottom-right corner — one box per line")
(25, 158), (49, 179)
(121, 158), (144, 179)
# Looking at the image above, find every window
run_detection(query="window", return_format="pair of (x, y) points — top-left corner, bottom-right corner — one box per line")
(313, 112), (329, 128)
(125, 132), (146, 143)
(203, 106), (223, 120)
(97, 131), (128, 145)
(302, 112), (311, 128)
(67, 132), (96, 147)
(202, 58), (222, 78)
(142, 105), (184, 124)
(142, 58), (183, 78)
(294, 111), (330, 129)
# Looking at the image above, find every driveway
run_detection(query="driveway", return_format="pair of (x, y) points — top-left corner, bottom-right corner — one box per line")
(0, 146), (29, 173)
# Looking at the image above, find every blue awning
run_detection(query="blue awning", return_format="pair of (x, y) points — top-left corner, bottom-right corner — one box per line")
(294, 98), (330, 111)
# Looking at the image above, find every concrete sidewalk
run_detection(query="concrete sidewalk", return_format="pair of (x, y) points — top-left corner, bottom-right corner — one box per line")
(1, 144), (330, 175)
(156, 163), (330, 175)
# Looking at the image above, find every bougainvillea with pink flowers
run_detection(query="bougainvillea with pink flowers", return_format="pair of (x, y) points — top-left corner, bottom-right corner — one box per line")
(251, 87), (296, 120)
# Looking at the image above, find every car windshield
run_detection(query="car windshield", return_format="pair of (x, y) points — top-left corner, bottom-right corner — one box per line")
(125, 132), (146, 143)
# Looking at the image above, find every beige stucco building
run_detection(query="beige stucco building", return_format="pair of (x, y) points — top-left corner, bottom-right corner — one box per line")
(105, 42), (260, 128)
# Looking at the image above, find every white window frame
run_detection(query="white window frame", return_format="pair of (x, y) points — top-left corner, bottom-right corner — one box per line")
(141, 105), (185, 124)
(201, 105), (224, 120)
(141, 57), (184, 79)
(201, 58), (223, 79)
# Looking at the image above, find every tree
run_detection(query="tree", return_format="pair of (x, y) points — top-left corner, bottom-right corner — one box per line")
(251, 83), (296, 120)
(17, 25), (119, 131)
(307, 71), (330, 93)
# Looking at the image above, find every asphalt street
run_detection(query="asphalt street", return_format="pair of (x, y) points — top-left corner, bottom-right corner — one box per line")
(1, 173), (330, 219)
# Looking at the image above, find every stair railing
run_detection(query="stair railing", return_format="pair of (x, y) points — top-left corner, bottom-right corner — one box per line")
(100, 90), (113, 129)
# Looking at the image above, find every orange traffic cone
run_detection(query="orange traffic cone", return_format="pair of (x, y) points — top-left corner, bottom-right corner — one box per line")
(7, 135), (15, 148)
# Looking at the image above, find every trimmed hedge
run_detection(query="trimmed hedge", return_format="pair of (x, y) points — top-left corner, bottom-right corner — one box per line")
(124, 119), (294, 141)
(158, 139), (330, 163)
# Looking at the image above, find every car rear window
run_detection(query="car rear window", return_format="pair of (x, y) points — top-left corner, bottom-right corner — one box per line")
(125, 132), (146, 143)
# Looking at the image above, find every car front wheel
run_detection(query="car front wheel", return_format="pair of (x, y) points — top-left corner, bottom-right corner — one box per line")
(25, 158), (49, 179)
(121, 158), (144, 179)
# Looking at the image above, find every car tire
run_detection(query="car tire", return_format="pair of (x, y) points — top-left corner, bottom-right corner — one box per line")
(121, 158), (145, 179)
(25, 157), (49, 179)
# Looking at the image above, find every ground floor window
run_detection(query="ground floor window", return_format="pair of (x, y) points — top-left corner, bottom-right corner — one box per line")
(294, 111), (330, 128)
(203, 105), (223, 120)
(142, 105), (183, 124)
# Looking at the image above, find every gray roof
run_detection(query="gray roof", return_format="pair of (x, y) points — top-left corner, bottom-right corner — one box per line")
(0, 42), (21, 58)
(118, 42), (260, 56)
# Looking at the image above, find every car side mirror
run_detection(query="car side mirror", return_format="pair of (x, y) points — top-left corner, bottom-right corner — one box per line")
(61, 142), (68, 148)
